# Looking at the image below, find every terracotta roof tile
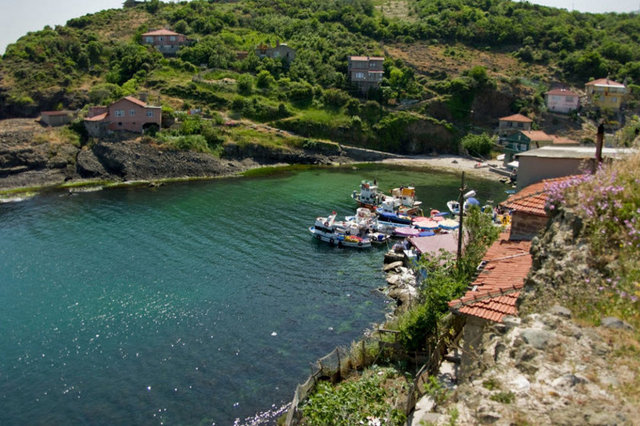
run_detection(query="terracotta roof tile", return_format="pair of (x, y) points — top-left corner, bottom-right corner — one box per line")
(499, 113), (532, 123)
(84, 112), (108, 122)
(520, 130), (552, 141)
(499, 175), (584, 217)
(122, 96), (148, 107)
(449, 234), (531, 323)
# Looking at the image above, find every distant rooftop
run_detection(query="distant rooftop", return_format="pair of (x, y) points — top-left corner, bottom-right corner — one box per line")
(517, 146), (636, 159)
(546, 88), (579, 96)
(142, 29), (181, 36)
(349, 56), (384, 61)
(585, 78), (625, 88)
(520, 130), (552, 141)
(499, 113), (533, 123)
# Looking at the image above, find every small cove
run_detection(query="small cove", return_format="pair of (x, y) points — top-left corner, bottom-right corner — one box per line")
(0, 165), (507, 424)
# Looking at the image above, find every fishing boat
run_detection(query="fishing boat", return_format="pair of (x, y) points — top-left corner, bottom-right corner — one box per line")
(351, 180), (384, 209)
(309, 212), (372, 248)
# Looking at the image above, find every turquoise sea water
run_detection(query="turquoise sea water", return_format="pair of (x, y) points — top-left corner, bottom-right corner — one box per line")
(0, 165), (506, 425)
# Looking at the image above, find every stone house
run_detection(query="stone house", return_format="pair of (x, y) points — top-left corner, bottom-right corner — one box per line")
(256, 41), (295, 62)
(141, 29), (188, 55)
(546, 88), (580, 114)
(347, 56), (384, 94)
(84, 96), (162, 138)
(585, 78), (626, 111)
(497, 114), (533, 139)
(448, 234), (532, 378)
(40, 110), (74, 127)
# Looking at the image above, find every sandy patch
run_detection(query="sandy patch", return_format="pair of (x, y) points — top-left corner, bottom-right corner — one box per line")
(381, 155), (505, 181)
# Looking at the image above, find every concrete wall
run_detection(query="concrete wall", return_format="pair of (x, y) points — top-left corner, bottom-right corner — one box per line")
(547, 95), (579, 114)
(459, 316), (487, 381)
(517, 156), (591, 189)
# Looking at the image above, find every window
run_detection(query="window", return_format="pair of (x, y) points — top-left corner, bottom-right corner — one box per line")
(355, 72), (365, 79)
(145, 37), (153, 43)
(146, 110), (154, 117)
(169, 36), (176, 41)
(129, 109), (136, 116)
(611, 97), (617, 103)
(565, 96), (574, 102)
(517, 122), (523, 128)
(520, 144), (527, 151)
(115, 109), (124, 117)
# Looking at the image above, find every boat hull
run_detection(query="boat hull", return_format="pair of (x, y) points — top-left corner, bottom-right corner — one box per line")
(308, 227), (372, 248)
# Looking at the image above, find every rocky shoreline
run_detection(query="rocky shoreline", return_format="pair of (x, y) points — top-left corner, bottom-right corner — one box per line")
(0, 118), (504, 197)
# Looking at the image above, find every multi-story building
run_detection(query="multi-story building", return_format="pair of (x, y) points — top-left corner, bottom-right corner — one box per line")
(347, 56), (384, 94)
(141, 29), (187, 55)
(585, 78), (626, 111)
(545, 88), (580, 114)
(84, 96), (162, 137)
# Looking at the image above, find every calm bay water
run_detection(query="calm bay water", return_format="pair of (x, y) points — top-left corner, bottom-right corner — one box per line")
(0, 165), (506, 425)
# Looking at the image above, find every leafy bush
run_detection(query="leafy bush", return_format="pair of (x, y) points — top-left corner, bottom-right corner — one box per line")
(461, 133), (495, 157)
(301, 366), (407, 425)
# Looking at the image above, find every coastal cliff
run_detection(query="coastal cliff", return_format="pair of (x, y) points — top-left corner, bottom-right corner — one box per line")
(0, 118), (387, 192)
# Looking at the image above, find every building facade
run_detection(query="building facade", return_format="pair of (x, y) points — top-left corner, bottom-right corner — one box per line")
(347, 56), (384, 94)
(585, 78), (626, 111)
(546, 88), (580, 113)
(84, 97), (162, 138)
(40, 111), (74, 127)
(141, 29), (187, 55)
(497, 114), (533, 139)
(256, 42), (296, 62)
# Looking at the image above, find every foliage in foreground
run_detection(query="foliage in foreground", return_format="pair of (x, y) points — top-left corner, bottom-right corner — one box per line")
(546, 153), (640, 327)
(397, 207), (500, 351)
(300, 365), (407, 426)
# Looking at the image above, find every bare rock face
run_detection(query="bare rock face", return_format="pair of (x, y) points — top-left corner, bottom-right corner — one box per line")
(429, 307), (634, 425)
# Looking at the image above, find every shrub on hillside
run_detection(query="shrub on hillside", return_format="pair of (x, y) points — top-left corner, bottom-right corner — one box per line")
(461, 133), (494, 157)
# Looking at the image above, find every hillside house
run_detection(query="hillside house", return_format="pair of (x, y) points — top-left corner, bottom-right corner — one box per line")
(497, 113), (533, 139)
(256, 41), (295, 62)
(347, 56), (384, 94)
(546, 88), (580, 113)
(84, 96), (162, 138)
(141, 29), (187, 55)
(40, 110), (74, 127)
(503, 130), (552, 165)
(585, 78), (626, 111)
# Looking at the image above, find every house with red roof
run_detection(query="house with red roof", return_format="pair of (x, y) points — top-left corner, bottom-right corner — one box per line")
(347, 56), (384, 94)
(585, 78), (626, 111)
(142, 29), (188, 55)
(546, 88), (580, 113)
(498, 113), (533, 139)
(84, 96), (162, 138)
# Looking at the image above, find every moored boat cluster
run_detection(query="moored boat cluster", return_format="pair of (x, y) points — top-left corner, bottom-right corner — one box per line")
(309, 180), (466, 249)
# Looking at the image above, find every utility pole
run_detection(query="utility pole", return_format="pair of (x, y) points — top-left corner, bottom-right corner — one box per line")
(457, 172), (466, 267)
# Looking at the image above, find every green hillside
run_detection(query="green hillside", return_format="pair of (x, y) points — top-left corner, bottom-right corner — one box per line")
(1, 0), (640, 153)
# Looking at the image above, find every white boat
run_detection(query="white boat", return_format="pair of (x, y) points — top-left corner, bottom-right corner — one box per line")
(309, 213), (372, 248)
(351, 181), (383, 209)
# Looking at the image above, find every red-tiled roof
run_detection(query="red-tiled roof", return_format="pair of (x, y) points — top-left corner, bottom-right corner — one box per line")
(499, 113), (533, 123)
(448, 235), (532, 323)
(520, 130), (552, 142)
(546, 88), (579, 96)
(585, 78), (625, 88)
(499, 175), (583, 217)
(142, 29), (181, 36)
(84, 112), (108, 122)
(121, 96), (148, 107)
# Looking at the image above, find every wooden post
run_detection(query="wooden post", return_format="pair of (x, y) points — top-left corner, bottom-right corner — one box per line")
(457, 172), (466, 268)
(361, 340), (366, 368)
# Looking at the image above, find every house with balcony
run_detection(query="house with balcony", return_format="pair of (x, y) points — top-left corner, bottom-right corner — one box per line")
(347, 56), (384, 94)
(585, 78), (626, 111)
(84, 96), (162, 138)
(545, 88), (580, 114)
(141, 29), (188, 55)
